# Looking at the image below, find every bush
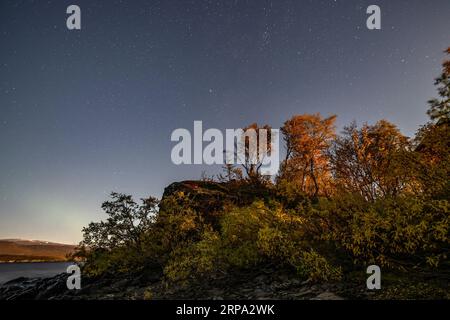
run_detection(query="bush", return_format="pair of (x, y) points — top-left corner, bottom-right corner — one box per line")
(291, 249), (342, 282)
(316, 195), (449, 269)
(164, 229), (221, 283)
(163, 200), (343, 284)
(76, 183), (448, 289)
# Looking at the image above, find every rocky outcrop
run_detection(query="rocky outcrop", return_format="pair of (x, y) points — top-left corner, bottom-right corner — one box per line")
(0, 266), (354, 300)
(162, 180), (273, 209)
(160, 180), (275, 229)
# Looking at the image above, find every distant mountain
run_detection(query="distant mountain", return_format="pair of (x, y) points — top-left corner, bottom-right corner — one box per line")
(0, 239), (76, 262)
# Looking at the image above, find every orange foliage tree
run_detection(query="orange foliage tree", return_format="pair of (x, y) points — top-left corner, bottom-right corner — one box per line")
(279, 113), (337, 197)
(330, 120), (412, 201)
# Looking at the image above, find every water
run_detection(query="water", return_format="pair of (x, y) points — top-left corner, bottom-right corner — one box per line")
(0, 262), (73, 285)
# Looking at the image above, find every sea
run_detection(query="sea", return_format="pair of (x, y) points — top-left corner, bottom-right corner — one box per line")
(0, 262), (73, 285)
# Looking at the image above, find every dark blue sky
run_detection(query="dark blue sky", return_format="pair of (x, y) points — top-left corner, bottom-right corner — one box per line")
(1, 0), (449, 243)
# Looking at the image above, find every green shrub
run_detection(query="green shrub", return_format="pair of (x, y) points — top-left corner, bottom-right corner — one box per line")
(164, 229), (221, 283)
(316, 195), (449, 269)
(290, 249), (342, 282)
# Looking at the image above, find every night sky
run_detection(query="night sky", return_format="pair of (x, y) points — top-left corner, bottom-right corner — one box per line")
(1, 0), (449, 244)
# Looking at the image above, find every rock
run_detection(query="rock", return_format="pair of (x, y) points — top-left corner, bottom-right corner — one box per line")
(0, 265), (351, 300)
(4, 277), (29, 285)
(290, 279), (301, 286)
(312, 291), (344, 300)
(7, 287), (37, 300)
(277, 274), (289, 282)
(111, 278), (131, 289)
(35, 275), (68, 300)
(207, 288), (224, 297)
(253, 288), (269, 298)
(254, 275), (267, 283)
(161, 180), (272, 215)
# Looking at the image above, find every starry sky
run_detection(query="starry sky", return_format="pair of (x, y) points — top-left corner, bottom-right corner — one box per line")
(0, 0), (449, 244)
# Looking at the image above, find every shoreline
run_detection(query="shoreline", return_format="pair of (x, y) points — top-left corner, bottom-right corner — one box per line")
(0, 260), (73, 264)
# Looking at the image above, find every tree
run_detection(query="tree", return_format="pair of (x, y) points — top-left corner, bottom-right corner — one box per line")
(79, 193), (159, 252)
(231, 123), (273, 184)
(280, 113), (337, 197)
(414, 47), (450, 199)
(331, 120), (411, 201)
(427, 47), (450, 125)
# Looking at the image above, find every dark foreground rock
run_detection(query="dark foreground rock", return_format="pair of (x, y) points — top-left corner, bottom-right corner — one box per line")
(0, 266), (360, 300)
(1, 264), (448, 300)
